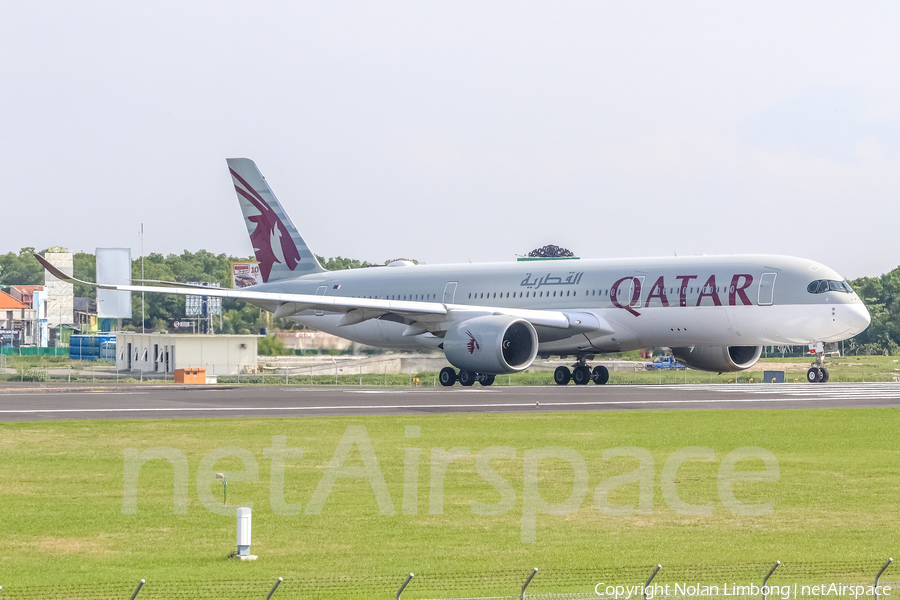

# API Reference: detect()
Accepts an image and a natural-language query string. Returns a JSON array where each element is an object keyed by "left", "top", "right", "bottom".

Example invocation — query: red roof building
[
  {"left": 0, "top": 290, "right": 37, "bottom": 346},
  {"left": 10, "top": 285, "right": 43, "bottom": 308}
]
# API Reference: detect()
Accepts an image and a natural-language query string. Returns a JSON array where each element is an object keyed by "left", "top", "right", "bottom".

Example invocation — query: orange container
[{"left": 174, "top": 368, "right": 206, "bottom": 384}]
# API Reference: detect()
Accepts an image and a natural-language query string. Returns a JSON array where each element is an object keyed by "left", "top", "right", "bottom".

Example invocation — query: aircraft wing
[{"left": 35, "top": 254, "right": 578, "bottom": 331}]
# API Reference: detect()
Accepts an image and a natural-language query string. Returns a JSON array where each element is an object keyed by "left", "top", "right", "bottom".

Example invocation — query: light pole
[{"left": 141, "top": 223, "right": 145, "bottom": 335}]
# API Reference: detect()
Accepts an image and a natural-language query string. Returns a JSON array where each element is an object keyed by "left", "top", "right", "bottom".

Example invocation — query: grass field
[{"left": 1, "top": 407, "right": 897, "bottom": 596}]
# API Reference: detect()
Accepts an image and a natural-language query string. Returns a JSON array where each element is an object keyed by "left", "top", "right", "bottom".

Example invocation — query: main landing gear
[
  {"left": 439, "top": 367, "right": 495, "bottom": 387},
  {"left": 554, "top": 356, "right": 609, "bottom": 386}
]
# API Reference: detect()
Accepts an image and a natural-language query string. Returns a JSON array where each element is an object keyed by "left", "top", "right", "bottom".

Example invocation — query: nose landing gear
[
  {"left": 806, "top": 342, "right": 836, "bottom": 383},
  {"left": 806, "top": 367, "right": 829, "bottom": 383}
]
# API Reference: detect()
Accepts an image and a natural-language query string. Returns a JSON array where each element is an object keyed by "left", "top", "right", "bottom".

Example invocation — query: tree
[
  {"left": 527, "top": 245, "right": 575, "bottom": 258},
  {"left": 316, "top": 255, "right": 378, "bottom": 270},
  {"left": 848, "top": 266, "right": 900, "bottom": 355},
  {"left": 0, "top": 248, "right": 45, "bottom": 286},
  {"left": 258, "top": 335, "right": 290, "bottom": 356}
]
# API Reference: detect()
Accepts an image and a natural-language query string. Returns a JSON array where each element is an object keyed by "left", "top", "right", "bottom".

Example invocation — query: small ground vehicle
[{"left": 645, "top": 355, "right": 686, "bottom": 370}]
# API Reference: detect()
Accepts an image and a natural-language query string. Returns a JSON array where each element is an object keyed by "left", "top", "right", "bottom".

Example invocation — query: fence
[
  {"left": 1, "top": 560, "right": 894, "bottom": 600},
  {"left": 0, "top": 347, "right": 68, "bottom": 356}
]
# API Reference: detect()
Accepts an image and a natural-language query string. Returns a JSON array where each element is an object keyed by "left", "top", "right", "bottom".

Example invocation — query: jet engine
[
  {"left": 443, "top": 315, "right": 538, "bottom": 374},
  {"left": 670, "top": 345, "right": 763, "bottom": 373}
]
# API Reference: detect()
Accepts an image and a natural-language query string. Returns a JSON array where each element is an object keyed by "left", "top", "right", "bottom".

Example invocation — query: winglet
[{"left": 34, "top": 253, "right": 81, "bottom": 285}]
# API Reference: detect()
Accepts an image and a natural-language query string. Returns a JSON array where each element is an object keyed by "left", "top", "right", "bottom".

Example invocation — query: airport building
[{"left": 115, "top": 332, "right": 259, "bottom": 376}]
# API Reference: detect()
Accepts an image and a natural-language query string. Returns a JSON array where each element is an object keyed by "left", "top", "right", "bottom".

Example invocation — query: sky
[{"left": 2, "top": 2, "right": 899, "bottom": 279}]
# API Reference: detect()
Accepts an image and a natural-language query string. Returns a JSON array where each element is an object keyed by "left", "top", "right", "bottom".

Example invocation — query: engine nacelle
[
  {"left": 443, "top": 315, "right": 538, "bottom": 374},
  {"left": 670, "top": 345, "right": 763, "bottom": 373}
]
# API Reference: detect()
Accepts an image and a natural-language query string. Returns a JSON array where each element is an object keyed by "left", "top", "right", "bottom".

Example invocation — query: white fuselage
[{"left": 250, "top": 254, "right": 870, "bottom": 355}]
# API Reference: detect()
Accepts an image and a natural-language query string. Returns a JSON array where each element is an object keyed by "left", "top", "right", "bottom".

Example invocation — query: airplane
[{"left": 36, "top": 158, "right": 871, "bottom": 386}]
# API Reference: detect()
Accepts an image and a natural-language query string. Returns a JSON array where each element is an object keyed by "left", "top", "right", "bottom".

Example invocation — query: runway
[{"left": 0, "top": 382, "right": 899, "bottom": 421}]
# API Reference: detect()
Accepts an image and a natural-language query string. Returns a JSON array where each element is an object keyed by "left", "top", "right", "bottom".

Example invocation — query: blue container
[{"left": 69, "top": 335, "right": 117, "bottom": 361}]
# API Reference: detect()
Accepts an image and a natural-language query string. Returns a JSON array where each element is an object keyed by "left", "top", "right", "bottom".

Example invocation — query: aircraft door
[
  {"left": 613, "top": 279, "right": 632, "bottom": 306},
  {"left": 630, "top": 276, "right": 645, "bottom": 308},
  {"left": 442, "top": 282, "right": 458, "bottom": 304},
  {"left": 315, "top": 285, "right": 327, "bottom": 316},
  {"left": 758, "top": 273, "right": 776, "bottom": 306}
]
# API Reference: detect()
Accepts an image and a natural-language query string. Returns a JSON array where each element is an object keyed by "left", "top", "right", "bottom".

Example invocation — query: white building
[
  {"left": 115, "top": 333, "right": 259, "bottom": 376},
  {"left": 44, "top": 252, "right": 74, "bottom": 328}
]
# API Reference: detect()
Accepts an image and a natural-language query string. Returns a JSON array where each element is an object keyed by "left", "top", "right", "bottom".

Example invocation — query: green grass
[{"left": 0, "top": 408, "right": 897, "bottom": 597}]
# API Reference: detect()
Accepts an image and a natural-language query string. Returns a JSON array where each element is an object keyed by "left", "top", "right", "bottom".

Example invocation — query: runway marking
[
  {"left": 350, "top": 388, "right": 500, "bottom": 394},
  {"left": 0, "top": 394, "right": 894, "bottom": 415},
  {"left": 0, "top": 392, "right": 149, "bottom": 397}
]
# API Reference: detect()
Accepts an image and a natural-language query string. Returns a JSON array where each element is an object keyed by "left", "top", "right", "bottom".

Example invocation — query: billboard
[
  {"left": 96, "top": 247, "right": 133, "bottom": 319},
  {"left": 0, "top": 329, "right": 18, "bottom": 346},
  {"left": 185, "top": 282, "right": 222, "bottom": 317},
  {"left": 232, "top": 262, "right": 262, "bottom": 288}
]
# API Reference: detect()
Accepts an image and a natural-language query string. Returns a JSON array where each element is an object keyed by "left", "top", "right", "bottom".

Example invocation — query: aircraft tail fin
[{"left": 227, "top": 158, "right": 325, "bottom": 282}]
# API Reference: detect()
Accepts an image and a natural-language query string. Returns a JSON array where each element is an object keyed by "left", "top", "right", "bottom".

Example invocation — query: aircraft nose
[{"left": 848, "top": 303, "right": 871, "bottom": 335}]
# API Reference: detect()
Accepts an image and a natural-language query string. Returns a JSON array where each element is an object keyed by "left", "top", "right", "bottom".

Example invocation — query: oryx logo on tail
[{"left": 230, "top": 168, "right": 302, "bottom": 282}]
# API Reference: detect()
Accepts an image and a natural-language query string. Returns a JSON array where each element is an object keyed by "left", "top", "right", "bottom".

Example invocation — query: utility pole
[{"left": 141, "top": 223, "right": 145, "bottom": 335}]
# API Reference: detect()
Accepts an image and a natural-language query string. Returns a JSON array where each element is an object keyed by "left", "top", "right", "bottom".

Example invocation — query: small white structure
[
  {"left": 43, "top": 252, "right": 74, "bottom": 327},
  {"left": 115, "top": 332, "right": 259, "bottom": 376},
  {"left": 236, "top": 507, "right": 255, "bottom": 559}
]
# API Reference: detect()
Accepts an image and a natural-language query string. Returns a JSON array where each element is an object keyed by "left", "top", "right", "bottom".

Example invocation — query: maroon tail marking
[{"left": 231, "top": 168, "right": 302, "bottom": 283}]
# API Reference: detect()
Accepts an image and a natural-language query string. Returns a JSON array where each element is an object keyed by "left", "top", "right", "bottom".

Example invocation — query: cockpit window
[
  {"left": 829, "top": 280, "right": 847, "bottom": 292},
  {"left": 808, "top": 279, "right": 853, "bottom": 294}
]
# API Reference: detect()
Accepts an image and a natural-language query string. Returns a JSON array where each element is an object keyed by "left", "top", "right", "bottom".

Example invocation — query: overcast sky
[{"left": 2, "top": 2, "right": 898, "bottom": 279}]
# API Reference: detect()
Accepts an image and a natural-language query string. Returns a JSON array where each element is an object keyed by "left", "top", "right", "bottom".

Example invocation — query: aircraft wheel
[
  {"left": 553, "top": 366, "right": 571, "bottom": 385},
  {"left": 819, "top": 367, "right": 829, "bottom": 383},
  {"left": 591, "top": 365, "right": 610, "bottom": 385},
  {"left": 480, "top": 374, "right": 495, "bottom": 386},
  {"left": 458, "top": 370, "right": 476, "bottom": 386},
  {"left": 439, "top": 367, "right": 457, "bottom": 387},
  {"left": 572, "top": 365, "right": 591, "bottom": 385},
  {"left": 806, "top": 367, "right": 822, "bottom": 383}
]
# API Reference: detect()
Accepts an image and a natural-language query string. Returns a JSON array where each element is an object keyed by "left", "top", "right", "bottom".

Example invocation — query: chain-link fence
[{"left": 1, "top": 560, "right": 894, "bottom": 600}]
